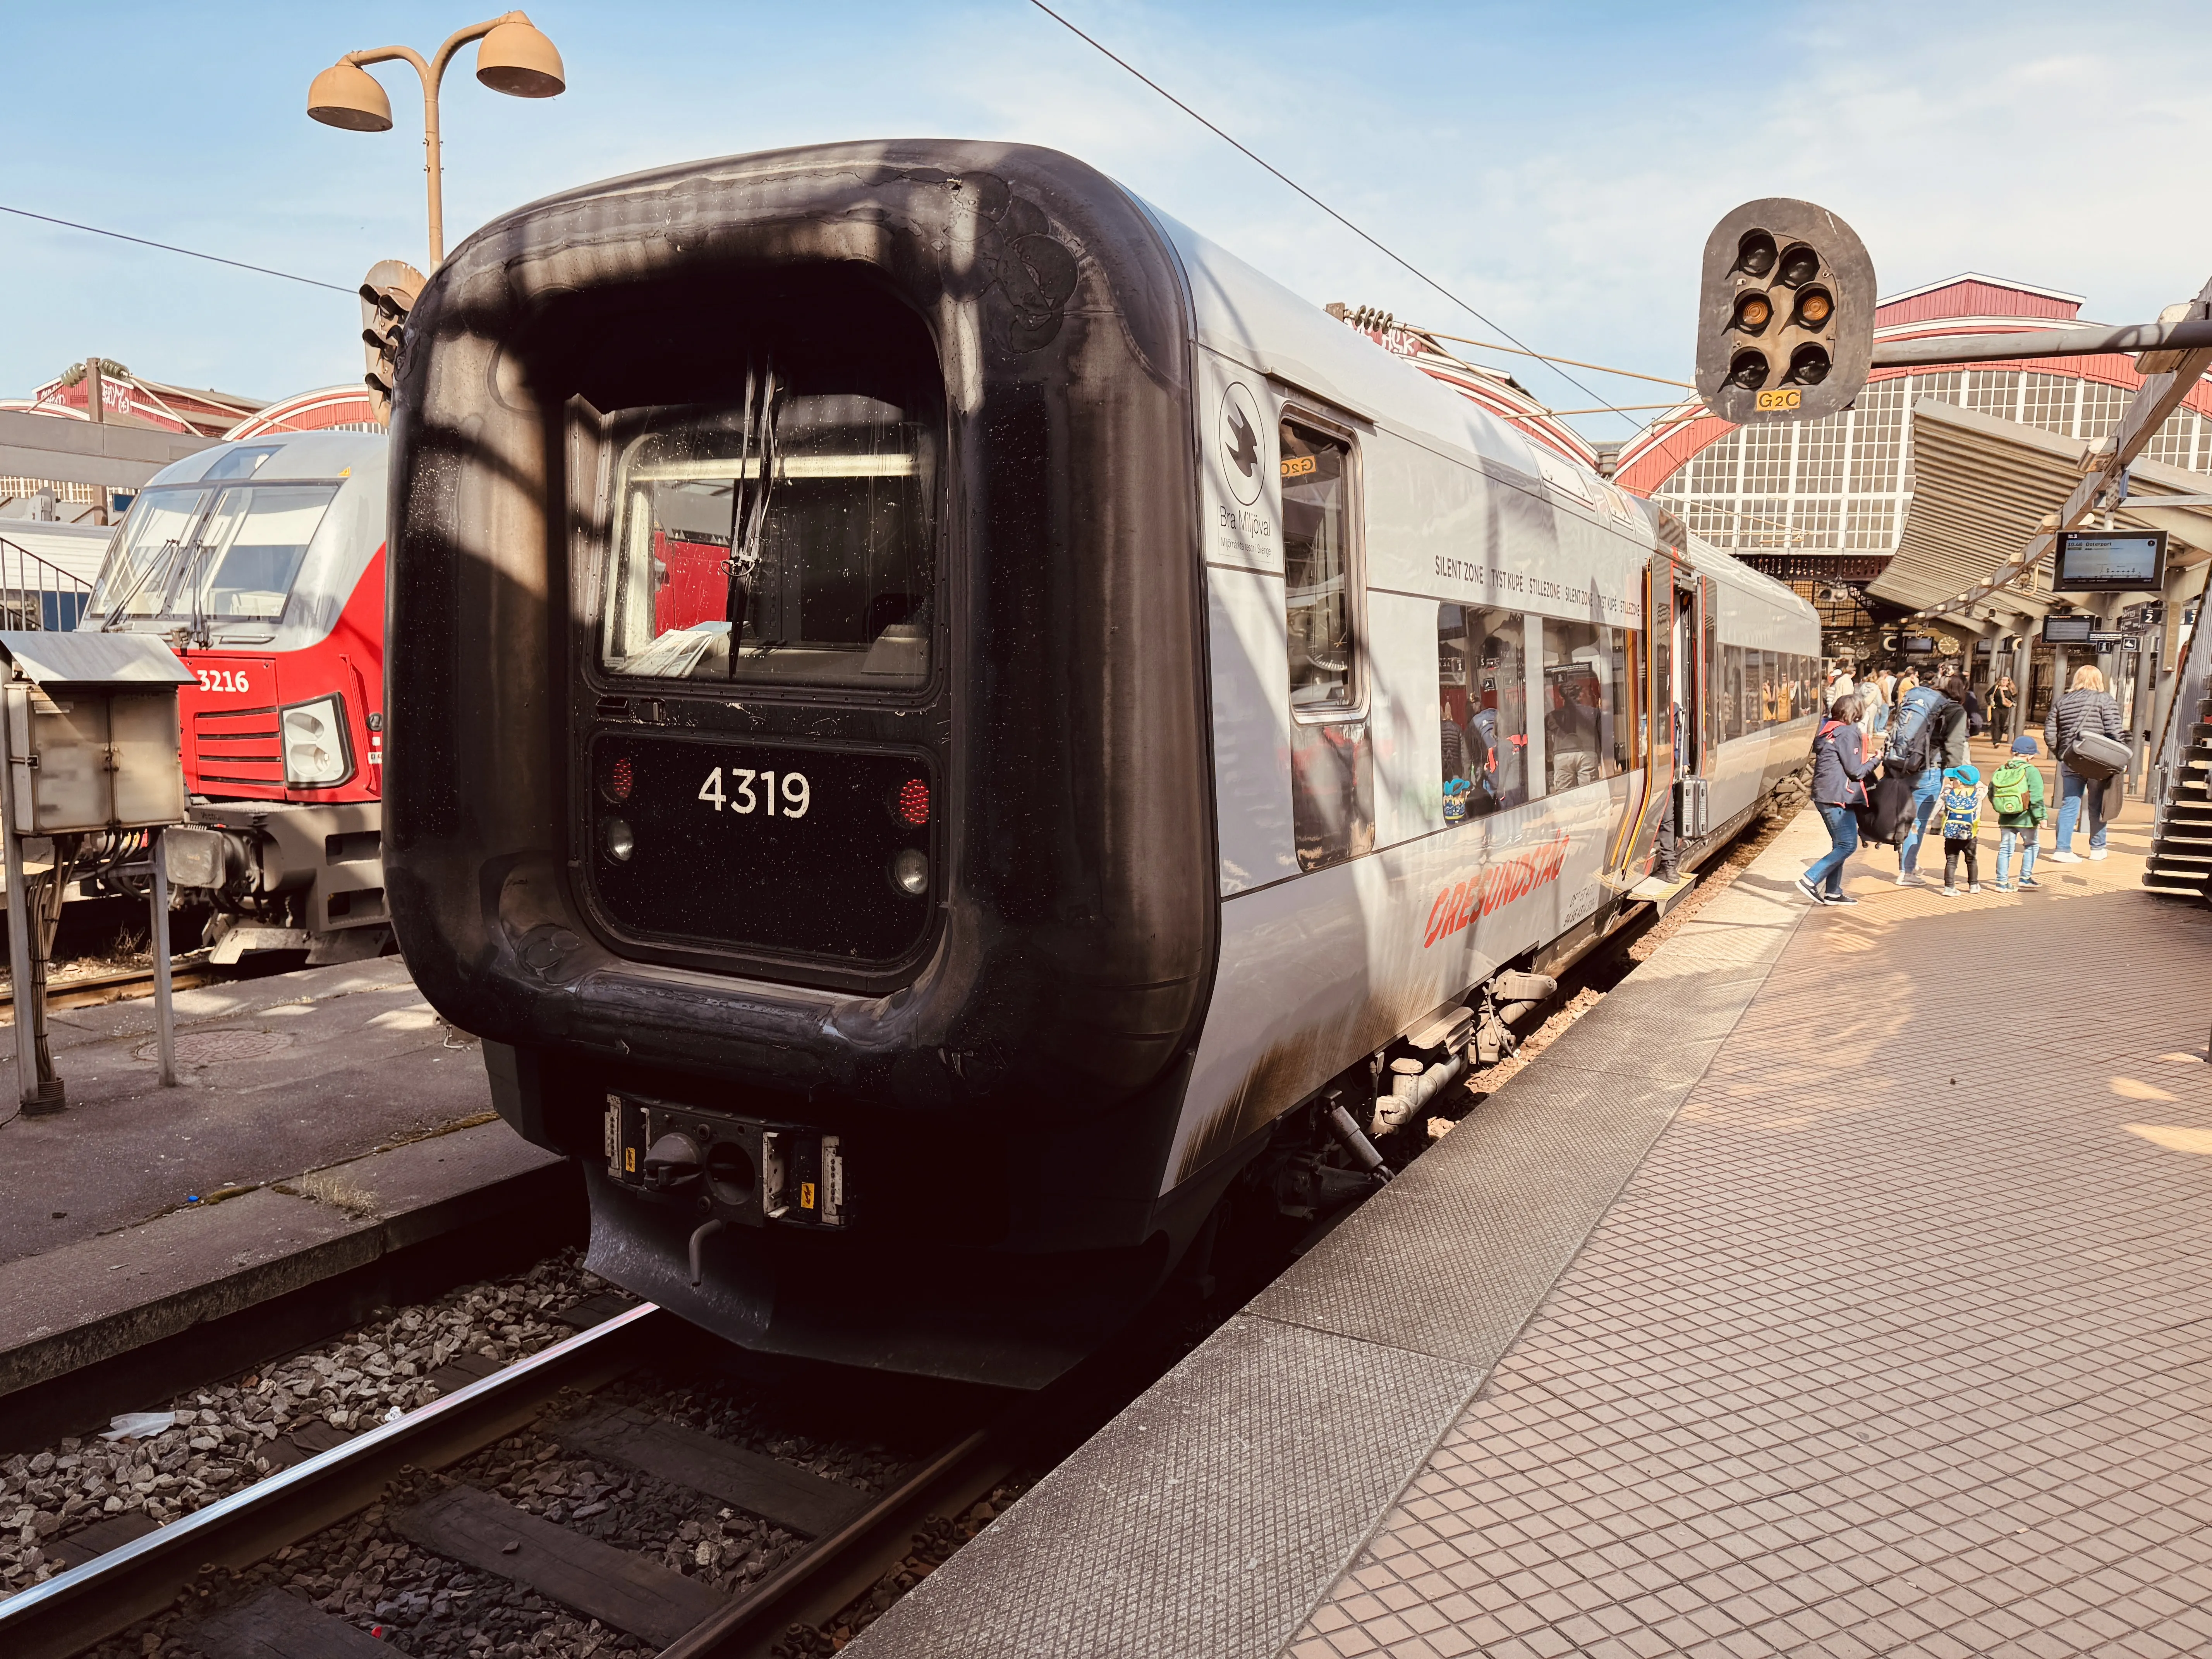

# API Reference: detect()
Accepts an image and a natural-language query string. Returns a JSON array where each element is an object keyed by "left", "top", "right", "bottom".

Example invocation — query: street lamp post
[{"left": 307, "top": 12, "right": 565, "bottom": 271}]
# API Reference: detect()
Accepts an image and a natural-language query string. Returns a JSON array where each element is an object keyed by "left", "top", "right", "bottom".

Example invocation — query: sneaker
[
  {"left": 1825, "top": 893, "right": 1860, "bottom": 906},
  {"left": 1968, "top": 883, "right": 1983, "bottom": 894},
  {"left": 2087, "top": 848, "right": 2109, "bottom": 861},
  {"left": 1794, "top": 875, "right": 1829, "bottom": 904},
  {"left": 2019, "top": 876, "right": 2041, "bottom": 889},
  {"left": 1895, "top": 870, "right": 1925, "bottom": 887},
  {"left": 2048, "top": 850, "right": 2082, "bottom": 864},
  {"left": 1941, "top": 885, "right": 1959, "bottom": 896},
  {"left": 1994, "top": 883, "right": 2016, "bottom": 893}
]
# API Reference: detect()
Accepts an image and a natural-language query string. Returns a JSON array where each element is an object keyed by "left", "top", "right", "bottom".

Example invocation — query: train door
[
  {"left": 1609, "top": 551, "right": 1677, "bottom": 876},
  {"left": 1675, "top": 574, "right": 1712, "bottom": 841}
]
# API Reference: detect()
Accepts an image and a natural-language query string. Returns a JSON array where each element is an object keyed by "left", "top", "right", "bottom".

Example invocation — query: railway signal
[
  {"left": 359, "top": 259, "right": 425, "bottom": 424},
  {"left": 1695, "top": 199, "right": 1874, "bottom": 425}
]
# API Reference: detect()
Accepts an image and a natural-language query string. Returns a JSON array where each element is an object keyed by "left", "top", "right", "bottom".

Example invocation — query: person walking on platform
[
  {"left": 1936, "top": 761, "right": 1984, "bottom": 895},
  {"left": 1800, "top": 692, "right": 1874, "bottom": 906},
  {"left": 1891, "top": 672, "right": 1968, "bottom": 886},
  {"left": 2045, "top": 665, "right": 2126, "bottom": 862},
  {"left": 1989, "top": 674, "right": 2019, "bottom": 744},
  {"left": 1989, "top": 734, "right": 2046, "bottom": 891}
]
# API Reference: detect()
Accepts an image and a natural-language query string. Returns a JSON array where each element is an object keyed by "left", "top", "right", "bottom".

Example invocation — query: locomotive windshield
[
  {"left": 599, "top": 388, "right": 937, "bottom": 689},
  {"left": 89, "top": 481, "right": 338, "bottom": 630}
]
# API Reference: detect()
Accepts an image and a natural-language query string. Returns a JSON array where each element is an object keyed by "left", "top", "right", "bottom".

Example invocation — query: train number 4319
[{"left": 698, "top": 766, "right": 811, "bottom": 818}]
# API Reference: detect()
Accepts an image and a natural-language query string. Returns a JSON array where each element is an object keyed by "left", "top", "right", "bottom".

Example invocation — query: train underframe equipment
[{"left": 384, "top": 141, "right": 1820, "bottom": 1388}]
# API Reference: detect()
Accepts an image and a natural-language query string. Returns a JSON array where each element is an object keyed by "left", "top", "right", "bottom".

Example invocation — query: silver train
[{"left": 384, "top": 141, "right": 1818, "bottom": 1387}]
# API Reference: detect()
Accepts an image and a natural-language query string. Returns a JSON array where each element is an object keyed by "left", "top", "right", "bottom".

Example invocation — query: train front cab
[
  {"left": 81, "top": 431, "right": 392, "bottom": 960},
  {"left": 386, "top": 143, "right": 1223, "bottom": 1388}
]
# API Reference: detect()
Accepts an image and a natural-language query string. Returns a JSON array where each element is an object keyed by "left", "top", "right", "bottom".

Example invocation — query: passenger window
[
  {"left": 1541, "top": 618, "right": 1630, "bottom": 788},
  {"left": 1439, "top": 605, "right": 1528, "bottom": 819},
  {"left": 1281, "top": 421, "right": 1358, "bottom": 715}
]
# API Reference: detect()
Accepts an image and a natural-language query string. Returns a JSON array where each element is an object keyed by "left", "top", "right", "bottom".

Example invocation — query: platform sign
[
  {"left": 1902, "top": 634, "right": 1936, "bottom": 653},
  {"left": 2052, "top": 529, "right": 2166, "bottom": 592},
  {"left": 2041, "top": 615, "right": 2094, "bottom": 643}
]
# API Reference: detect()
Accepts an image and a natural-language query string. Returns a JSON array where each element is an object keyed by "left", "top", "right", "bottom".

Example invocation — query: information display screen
[
  {"left": 1902, "top": 635, "right": 1936, "bottom": 653},
  {"left": 2053, "top": 530, "right": 2166, "bottom": 592},
  {"left": 2042, "top": 615, "right": 2094, "bottom": 643}
]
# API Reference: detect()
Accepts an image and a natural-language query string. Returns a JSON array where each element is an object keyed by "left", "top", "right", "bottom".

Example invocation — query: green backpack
[{"left": 1990, "top": 759, "right": 2033, "bottom": 815}]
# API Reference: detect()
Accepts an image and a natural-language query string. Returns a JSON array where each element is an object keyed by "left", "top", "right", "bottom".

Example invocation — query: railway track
[
  {"left": 0, "top": 951, "right": 227, "bottom": 1015},
  {"left": 0, "top": 1302, "right": 1016, "bottom": 1659}
]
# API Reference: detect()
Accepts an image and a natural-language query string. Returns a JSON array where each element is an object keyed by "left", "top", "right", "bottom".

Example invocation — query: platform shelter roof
[{"left": 1869, "top": 397, "right": 2212, "bottom": 617}]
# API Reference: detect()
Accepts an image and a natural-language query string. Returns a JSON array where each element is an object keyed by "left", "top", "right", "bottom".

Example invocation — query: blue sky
[{"left": 7, "top": 1, "right": 2212, "bottom": 437}]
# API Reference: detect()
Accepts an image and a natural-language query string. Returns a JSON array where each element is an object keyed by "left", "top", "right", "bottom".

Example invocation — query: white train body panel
[{"left": 1152, "top": 208, "right": 1818, "bottom": 1194}]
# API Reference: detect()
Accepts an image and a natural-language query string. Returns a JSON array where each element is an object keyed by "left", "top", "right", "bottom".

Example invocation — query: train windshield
[
  {"left": 599, "top": 389, "right": 936, "bottom": 689},
  {"left": 89, "top": 482, "right": 338, "bottom": 629}
]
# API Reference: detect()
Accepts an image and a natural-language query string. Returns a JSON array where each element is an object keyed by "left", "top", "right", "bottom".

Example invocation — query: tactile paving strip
[
  {"left": 857, "top": 1316, "right": 1481, "bottom": 1659},
  {"left": 1247, "top": 1067, "right": 1695, "bottom": 1367}
]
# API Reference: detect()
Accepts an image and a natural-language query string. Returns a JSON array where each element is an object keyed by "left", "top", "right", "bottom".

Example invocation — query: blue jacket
[{"left": 1811, "top": 717, "right": 1876, "bottom": 807}]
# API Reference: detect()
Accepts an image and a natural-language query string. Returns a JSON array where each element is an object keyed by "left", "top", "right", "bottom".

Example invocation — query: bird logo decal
[
  {"left": 1220, "top": 382, "right": 1265, "bottom": 507},
  {"left": 1225, "top": 402, "right": 1259, "bottom": 479}
]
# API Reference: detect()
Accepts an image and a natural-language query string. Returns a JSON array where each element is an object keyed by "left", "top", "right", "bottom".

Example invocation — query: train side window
[
  {"left": 1439, "top": 605, "right": 1528, "bottom": 819},
  {"left": 1540, "top": 618, "right": 1629, "bottom": 788},
  {"left": 1280, "top": 421, "right": 1359, "bottom": 716}
]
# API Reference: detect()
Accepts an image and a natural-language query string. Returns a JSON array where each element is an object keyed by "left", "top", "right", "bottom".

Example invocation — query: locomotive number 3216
[{"left": 698, "top": 766, "right": 811, "bottom": 819}]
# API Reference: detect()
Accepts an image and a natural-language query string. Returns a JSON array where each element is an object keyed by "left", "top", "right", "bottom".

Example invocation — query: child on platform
[
  {"left": 1937, "top": 762, "right": 1983, "bottom": 896},
  {"left": 1988, "top": 734, "right": 2047, "bottom": 892}
]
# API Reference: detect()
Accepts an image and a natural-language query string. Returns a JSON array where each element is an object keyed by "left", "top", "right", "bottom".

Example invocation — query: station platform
[
  {"left": 850, "top": 790, "right": 2212, "bottom": 1659},
  {"left": 0, "top": 959, "right": 576, "bottom": 1448}
]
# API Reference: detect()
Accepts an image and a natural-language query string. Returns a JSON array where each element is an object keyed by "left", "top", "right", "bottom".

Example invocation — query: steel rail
[
  {"left": 656, "top": 1426, "right": 1006, "bottom": 1659},
  {"left": 0, "top": 952, "right": 218, "bottom": 1011},
  {"left": 0, "top": 1302, "right": 670, "bottom": 1659}
]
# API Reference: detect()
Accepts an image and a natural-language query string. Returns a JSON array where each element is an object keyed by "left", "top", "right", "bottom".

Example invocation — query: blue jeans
[
  {"left": 1808, "top": 804, "right": 1859, "bottom": 896},
  {"left": 1996, "top": 827, "right": 2037, "bottom": 885},
  {"left": 1897, "top": 767, "right": 1943, "bottom": 873},
  {"left": 2054, "top": 767, "right": 2107, "bottom": 851}
]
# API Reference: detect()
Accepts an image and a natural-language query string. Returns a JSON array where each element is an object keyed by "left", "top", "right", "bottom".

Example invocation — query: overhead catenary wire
[
  {"left": 0, "top": 204, "right": 353, "bottom": 294},
  {"left": 1408, "top": 327, "right": 1696, "bottom": 390},
  {"left": 1022, "top": 0, "right": 1644, "bottom": 429}
]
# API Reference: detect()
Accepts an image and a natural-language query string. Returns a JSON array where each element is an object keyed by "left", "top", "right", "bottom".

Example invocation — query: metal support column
[
  {"left": 149, "top": 826, "right": 176, "bottom": 1087},
  {"left": 0, "top": 692, "right": 34, "bottom": 1113}
]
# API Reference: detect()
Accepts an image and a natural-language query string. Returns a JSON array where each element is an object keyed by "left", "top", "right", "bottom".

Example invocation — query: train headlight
[
  {"left": 280, "top": 696, "right": 351, "bottom": 787},
  {"left": 890, "top": 848, "right": 929, "bottom": 895},
  {"left": 605, "top": 817, "right": 636, "bottom": 862}
]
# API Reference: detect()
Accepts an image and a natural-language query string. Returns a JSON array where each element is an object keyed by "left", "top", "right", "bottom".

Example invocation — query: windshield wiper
[
  {"left": 100, "top": 537, "right": 182, "bottom": 630},
  {"left": 723, "top": 359, "right": 781, "bottom": 678}
]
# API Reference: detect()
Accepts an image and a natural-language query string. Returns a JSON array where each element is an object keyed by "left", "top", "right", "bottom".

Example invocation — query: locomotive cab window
[
  {"left": 89, "top": 481, "right": 337, "bottom": 627},
  {"left": 601, "top": 376, "right": 939, "bottom": 691},
  {"left": 1280, "top": 420, "right": 1360, "bottom": 716}
]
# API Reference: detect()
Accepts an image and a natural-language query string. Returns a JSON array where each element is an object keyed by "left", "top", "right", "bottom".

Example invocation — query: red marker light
[
  {"left": 897, "top": 779, "right": 930, "bottom": 826},
  {"left": 607, "top": 756, "right": 634, "bottom": 802}
]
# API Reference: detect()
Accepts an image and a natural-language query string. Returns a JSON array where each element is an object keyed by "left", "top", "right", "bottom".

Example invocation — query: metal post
[
  {"left": 149, "top": 826, "right": 176, "bottom": 1087},
  {"left": 84, "top": 356, "right": 103, "bottom": 426},
  {"left": 0, "top": 689, "right": 39, "bottom": 1111}
]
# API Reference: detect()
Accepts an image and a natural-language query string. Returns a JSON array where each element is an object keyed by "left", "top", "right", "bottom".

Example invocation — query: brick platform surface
[{"left": 1291, "top": 786, "right": 2212, "bottom": 1659}]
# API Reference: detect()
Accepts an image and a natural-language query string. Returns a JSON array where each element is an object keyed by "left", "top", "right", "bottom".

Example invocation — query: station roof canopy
[{"left": 1870, "top": 398, "right": 2212, "bottom": 621}]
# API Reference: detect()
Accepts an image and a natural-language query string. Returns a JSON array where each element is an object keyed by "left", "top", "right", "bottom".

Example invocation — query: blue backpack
[{"left": 1885, "top": 688, "right": 1941, "bottom": 774}]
